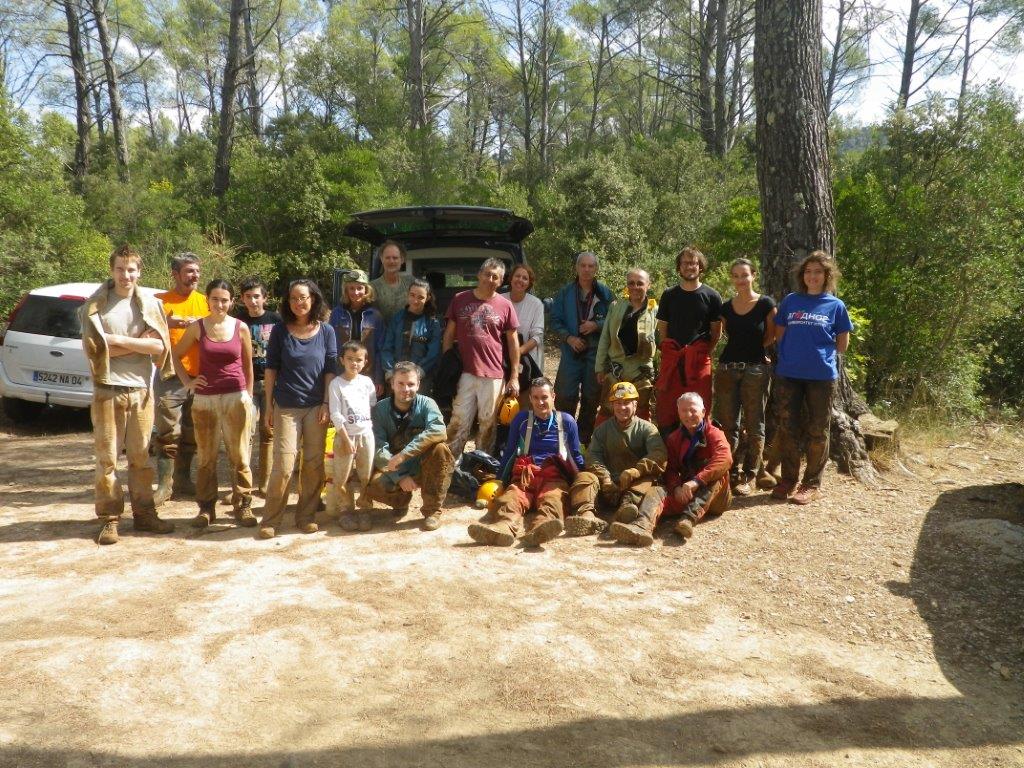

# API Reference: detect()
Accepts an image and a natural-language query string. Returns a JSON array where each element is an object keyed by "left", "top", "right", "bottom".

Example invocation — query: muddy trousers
[
  {"left": 447, "top": 373, "right": 503, "bottom": 458},
  {"left": 329, "top": 431, "right": 375, "bottom": 514},
  {"left": 713, "top": 364, "right": 770, "bottom": 481},
  {"left": 774, "top": 375, "right": 836, "bottom": 488},
  {"left": 491, "top": 468, "right": 569, "bottom": 537},
  {"left": 364, "top": 442, "right": 455, "bottom": 517},
  {"left": 193, "top": 391, "right": 254, "bottom": 510},
  {"left": 91, "top": 383, "right": 156, "bottom": 518},
  {"left": 260, "top": 406, "right": 326, "bottom": 530},
  {"left": 152, "top": 376, "right": 196, "bottom": 460},
  {"left": 568, "top": 471, "right": 653, "bottom": 516},
  {"left": 250, "top": 379, "right": 273, "bottom": 492}
]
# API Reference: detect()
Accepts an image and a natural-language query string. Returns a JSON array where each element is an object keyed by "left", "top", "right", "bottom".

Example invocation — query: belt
[
  {"left": 718, "top": 362, "right": 767, "bottom": 371},
  {"left": 95, "top": 382, "right": 148, "bottom": 394}
]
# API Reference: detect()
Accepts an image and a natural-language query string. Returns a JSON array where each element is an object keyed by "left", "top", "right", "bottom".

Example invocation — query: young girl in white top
[{"left": 328, "top": 340, "right": 377, "bottom": 531}]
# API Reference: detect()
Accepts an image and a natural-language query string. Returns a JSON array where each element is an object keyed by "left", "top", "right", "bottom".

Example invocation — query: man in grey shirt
[{"left": 81, "top": 245, "right": 175, "bottom": 544}]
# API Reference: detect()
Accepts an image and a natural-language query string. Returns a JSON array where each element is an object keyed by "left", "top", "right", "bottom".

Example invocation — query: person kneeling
[
  {"left": 468, "top": 377, "right": 585, "bottom": 547},
  {"left": 363, "top": 361, "right": 454, "bottom": 531},
  {"left": 566, "top": 381, "right": 666, "bottom": 537},
  {"left": 610, "top": 392, "right": 732, "bottom": 546}
]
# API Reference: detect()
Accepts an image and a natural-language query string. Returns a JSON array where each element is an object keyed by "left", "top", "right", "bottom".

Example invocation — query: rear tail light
[{"left": 0, "top": 294, "right": 28, "bottom": 346}]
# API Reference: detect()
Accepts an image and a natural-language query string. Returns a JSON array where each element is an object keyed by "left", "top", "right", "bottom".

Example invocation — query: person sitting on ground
[
  {"left": 328, "top": 341, "right": 377, "bottom": 532},
  {"left": 468, "top": 377, "right": 585, "bottom": 548},
  {"left": 380, "top": 279, "right": 442, "bottom": 395},
  {"left": 595, "top": 268, "right": 658, "bottom": 422},
  {"left": 566, "top": 381, "right": 667, "bottom": 537},
  {"left": 364, "top": 361, "right": 455, "bottom": 531},
  {"left": 610, "top": 392, "right": 731, "bottom": 547}
]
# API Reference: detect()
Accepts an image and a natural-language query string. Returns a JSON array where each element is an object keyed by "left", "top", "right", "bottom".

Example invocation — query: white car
[{"left": 0, "top": 282, "right": 161, "bottom": 423}]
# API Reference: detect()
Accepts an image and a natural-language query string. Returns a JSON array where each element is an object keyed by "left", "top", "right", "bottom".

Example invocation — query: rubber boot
[
  {"left": 153, "top": 455, "right": 174, "bottom": 507},
  {"left": 609, "top": 491, "right": 660, "bottom": 547},
  {"left": 171, "top": 449, "right": 196, "bottom": 500}
]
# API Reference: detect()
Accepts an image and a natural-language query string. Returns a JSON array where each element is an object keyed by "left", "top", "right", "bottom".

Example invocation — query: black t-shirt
[
  {"left": 618, "top": 305, "right": 643, "bottom": 355},
  {"left": 656, "top": 284, "right": 723, "bottom": 345},
  {"left": 232, "top": 308, "right": 283, "bottom": 379},
  {"left": 719, "top": 295, "right": 776, "bottom": 364}
]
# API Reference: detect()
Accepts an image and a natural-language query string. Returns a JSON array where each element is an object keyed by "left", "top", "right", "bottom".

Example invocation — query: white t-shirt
[
  {"left": 329, "top": 373, "right": 377, "bottom": 436},
  {"left": 511, "top": 292, "right": 545, "bottom": 373}
]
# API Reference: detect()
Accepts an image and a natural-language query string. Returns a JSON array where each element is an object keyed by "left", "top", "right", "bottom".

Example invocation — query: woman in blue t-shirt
[
  {"left": 771, "top": 251, "right": 853, "bottom": 506},
  {"left": 260, "top": 279, "right": 339, "bottom": 539},
  {"left": 713, "top": 258, "right": 776, "bottom": 497}
]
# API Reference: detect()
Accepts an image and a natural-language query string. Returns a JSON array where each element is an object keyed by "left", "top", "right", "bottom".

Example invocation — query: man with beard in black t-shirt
[{"left": 654, "top": 246, "right": 722, "bottom": 434}]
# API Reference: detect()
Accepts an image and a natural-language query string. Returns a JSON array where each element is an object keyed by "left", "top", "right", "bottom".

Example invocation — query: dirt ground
[{"left": 1, "top": 404, "right": 1022, "bottom": 768}]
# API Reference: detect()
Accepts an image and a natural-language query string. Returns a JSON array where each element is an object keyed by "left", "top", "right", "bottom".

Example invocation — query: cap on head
[
  {"left": 344, "top": 269, "right": 370, "bottom": 285},
  {"left": 608, "top": 381, "right": 639, "bottom": 403}
]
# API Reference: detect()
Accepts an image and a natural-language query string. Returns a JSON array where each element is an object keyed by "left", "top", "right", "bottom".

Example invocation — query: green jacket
[
  {"left": 585, "top": 415, "right": 666, "bottom": 485},
  {"left": 595, "top": 298, "right": 658, "bottom": 382},
  {"left": 372, "top": 394, "right": 447, "bottom": 482},
  {"left": 81, "top": 281, "right": 174, "bottom": 383}
]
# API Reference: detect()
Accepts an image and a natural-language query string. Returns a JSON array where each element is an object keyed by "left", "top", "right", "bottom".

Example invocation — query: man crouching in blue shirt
[
  {"left": 468, "top": 376, "right": 585, "bottom": 547},
  {"left": 364, "top": 361, "right": 455, "bottom": 531}
]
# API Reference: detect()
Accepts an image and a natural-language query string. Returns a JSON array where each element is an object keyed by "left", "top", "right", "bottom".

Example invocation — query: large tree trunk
[
  {"left": 405, "top": 0, "right": 428, "bottom": 131},
  {"left": 212, "top": 0, "right": 244, "bottom": 198},
  {"left": 89, "top": 0, "right": 129, "bottom": 180},
  {"left": 897, "top": 0, "right": 922, "bottom": 109},
  {"left": 62, "top": 0, "right": 91, "bottom": 183},
  {"left": 754, "top": 0, "right": 876, "bottom": 483},
  {"left": 242, "top": 0, "right": 262, "bottom": 136}
]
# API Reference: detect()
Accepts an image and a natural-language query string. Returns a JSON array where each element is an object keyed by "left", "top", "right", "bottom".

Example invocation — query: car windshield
[{"left": 9, "top": 296, "right": 85, "bottom": 339}]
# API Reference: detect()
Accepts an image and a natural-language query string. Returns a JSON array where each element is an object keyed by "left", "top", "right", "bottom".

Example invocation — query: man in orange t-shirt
[{"left": 153, "top": 253, "right": 209, "bottom": 505}]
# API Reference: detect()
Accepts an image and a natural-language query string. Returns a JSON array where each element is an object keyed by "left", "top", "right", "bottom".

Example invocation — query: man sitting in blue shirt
[{"left": 468, "top": 376, "right": 585, "bottom": 547}]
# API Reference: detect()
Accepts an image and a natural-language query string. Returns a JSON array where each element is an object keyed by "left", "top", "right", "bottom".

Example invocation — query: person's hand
[
  {"left": 599, "top": 480, "right": 618, "bottom": 502},
  {"left": 506, "top": 378, "right": 520, "bottom": 396},
  {"left": 318, "top": 403, "right": 330, "bottom": 425},
  {"left": 579, "top": 320, "right": 598, "bottom": 336},
  {"left": 398, "top": 476, "right": 418, "bottom": 493},
  {"left": 264, "top": 406, "right": 274, "bottom": 432},
  {"left": 567, "top": 335, "right": 586, "bottom": 353},
  {"left": 675, "top": 481, "right": 696, "bottom": 506},
  {"left": 386, "top": 453, "right": 406, "bottom": 473},
  {"left": 337, "top": 432, "right": 355, "bottom": 456},
  {"left": 185, "top": 375, "right": 208, "bottom": 393},
  {"left": 376, "top": 383, "right": 384, "bottom": 397},
  {"left": 619, "top": 468, "right": 641, "bottom": 490},
  {"left": 596, "top": 372, "right": 606, "bottom": 384}
]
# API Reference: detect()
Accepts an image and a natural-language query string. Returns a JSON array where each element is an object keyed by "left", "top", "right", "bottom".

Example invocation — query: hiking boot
[
  {"left": 609, "top": 521, "right": 654, "bottom": 547},
  {"left": 258, "top": 526, "right": 275, "bottom": 540},
  {"left": 564, "top": 510, "right": 607, "bottom": 537},
  {"left": 357, "top": 512, "right": 373, "bottom": 532},
  {"left": 756, "top": 469, "right": 779, "bottom": 490},
  {"left": 392, "top": 506, "right": 409, "bottom": 520},
  {"left": 674, "top": 518, "right": 694, "bottom": 540},
  {"left": 97, "top": 516, "right": 119, "bottom": 545},
  {"left": 467, "top": 521, "right": 516, "bottom": 547},
  {"left": 790, "top": 484, "right": 820, "bottom": 505},
  {"left": 422, "top": 513, "right": 442, "bottom": 531},
  {"left": 153, "top": 456, "right": 174, "bottom": 506},
  {"left": 339, "top": 514, "right": 358, "bottom": 532},
  {"left": 298, "top": 521, "right": 319, "bottom": 534},
  {"left": 191, "top": 502, "right": 216, "bottom": 528},
  {"left": 171, "top": 450, "right": 196, "bottom": 500},
  {"left": 770, "top": 481, "right": 794, "bottom": 501},
  {"left": 132, "top": 511, "right": 175, "bottom": 534},
  {"left": 733, "top": 478, "right": 753, "bottom": 497},
  {"left": 521, "top": 518, "right": 563, "bottom": 547},
  {"left": 233, "top": 499, "right": 257, "bottom": 527},
  {"left": 614, "top": 502, "right": 640, "bottom": 523}
]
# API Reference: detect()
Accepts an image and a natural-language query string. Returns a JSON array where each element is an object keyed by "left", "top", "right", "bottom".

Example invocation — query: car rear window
[{"left": 9, "top": 295, "right": 85, "bottom": 339}]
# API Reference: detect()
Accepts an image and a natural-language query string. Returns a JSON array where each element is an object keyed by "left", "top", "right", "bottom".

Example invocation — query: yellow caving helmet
[
  {"left": 608, "top": 381, "right": 639, "bottom": 403},
  {"left": 498, "top": 394, "right": 520, "bottom": 426},
  {"left": 476, "top": 480, "right": 504, "bottom": 509}
]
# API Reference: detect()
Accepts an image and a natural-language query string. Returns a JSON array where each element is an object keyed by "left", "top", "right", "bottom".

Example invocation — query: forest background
[{"left": 0, "top": 0, "right": 1022, "bottom": 420}]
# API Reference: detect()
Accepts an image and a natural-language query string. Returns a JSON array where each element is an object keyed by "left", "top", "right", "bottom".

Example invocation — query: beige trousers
[
  {"left": 192, "top": 390, "right": 254, "bottom": 509},
  {"left": 91, "top": 384, "right": 156, "bottom": 518},
  {"left": 261, "top": 406, "right": 327, "bottom": 529}
]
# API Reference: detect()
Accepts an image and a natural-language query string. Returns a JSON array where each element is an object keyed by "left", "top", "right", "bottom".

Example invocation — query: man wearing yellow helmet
[
  {"left": 595, "top": 268, "right": 658, "bottom": 422},
  {"left": 566, "top": 380, "right": 667, "bottom": 536}
]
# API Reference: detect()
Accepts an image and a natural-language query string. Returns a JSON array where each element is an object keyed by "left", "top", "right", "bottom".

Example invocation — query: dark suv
[{"left": 335, "top": 206, "right": 534, "bottom": 312}]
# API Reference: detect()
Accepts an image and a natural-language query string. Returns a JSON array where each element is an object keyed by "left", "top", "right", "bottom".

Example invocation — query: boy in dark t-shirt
[
  {"left": 233, "top": 277, "right": 283, "bottom": 495},
  {"left": 654, "top": 246, "right": 722, "bottom": 432}
]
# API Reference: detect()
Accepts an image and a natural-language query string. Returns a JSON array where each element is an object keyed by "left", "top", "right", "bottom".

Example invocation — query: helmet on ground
[
  {"left": 608, "top": 381, "right": 639, "bottom": 403},
  {"left": 476, "top": 480, "right": 504, "bottom": 509},
  {"left": 498, "top": 395, "right": 520, "bottom": 425}
]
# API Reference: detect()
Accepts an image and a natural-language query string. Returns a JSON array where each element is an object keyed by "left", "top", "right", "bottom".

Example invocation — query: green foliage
[
  {"left": 836, "top": 89, "right": 1024, "bottom": 416},
  {"left": 0, "top": 105, "right": 110, "bottom": 317}
]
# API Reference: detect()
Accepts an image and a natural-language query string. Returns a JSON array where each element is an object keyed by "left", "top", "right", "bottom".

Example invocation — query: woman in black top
[{"left": 713, "top": 258, "right": 776, "bottom": 496}]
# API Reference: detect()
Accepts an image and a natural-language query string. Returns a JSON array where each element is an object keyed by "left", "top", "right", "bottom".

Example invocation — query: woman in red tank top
[{"left": 172, "top": 279, "right": 256, "bottom": 528}]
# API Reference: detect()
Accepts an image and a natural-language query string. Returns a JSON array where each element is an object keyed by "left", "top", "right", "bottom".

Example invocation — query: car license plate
[{"left": 33, "top": 371, "right": 86, "bottom": 386}]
